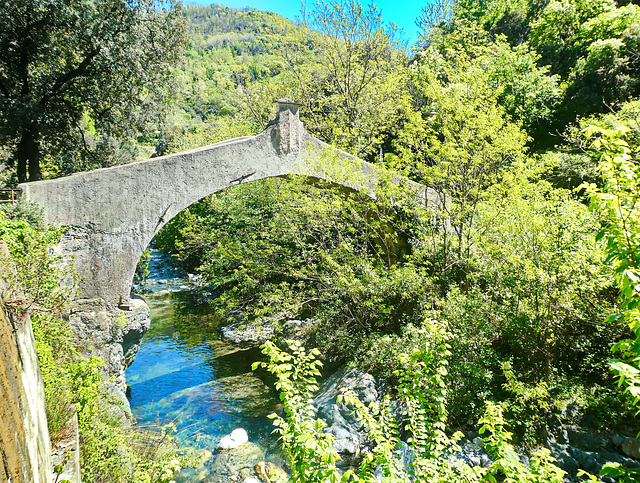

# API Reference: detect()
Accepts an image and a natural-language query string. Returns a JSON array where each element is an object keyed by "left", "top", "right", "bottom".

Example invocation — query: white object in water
[{"left": 217, "top": 428, "right": 249, "bottom": 450}]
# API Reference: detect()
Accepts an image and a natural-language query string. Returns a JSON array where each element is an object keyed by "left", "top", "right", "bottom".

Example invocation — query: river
[{"left": 125, "top": 249, "right": 283, "bottom": 481}]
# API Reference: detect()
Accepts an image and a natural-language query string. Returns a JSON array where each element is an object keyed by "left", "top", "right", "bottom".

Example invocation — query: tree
[
  {"left": 563, "top": 5, "right": 640, "bottom": 119},
  {"left": 391, "top": 33, "right": 528, "bottom": 280},
  {"left": 472, "top": 160, "right": 615, "bottom": 382},
  {"left": 529, "top": 0, "right": 640, "bottom": 123},
  {"left": 155, "top": 172, "right": 432, "bottom": 368},
  {"left": 0, "top": 0, "right": 187, "bottom": 183},
  {"left": 281, "top": 0, "right": 411, "bottom": 160},
  {"left": 454, "top": 0, "right": 534, "bottom": 45},
  {"left": 529, "top": 0, "right": 613, "bottom": 77}
]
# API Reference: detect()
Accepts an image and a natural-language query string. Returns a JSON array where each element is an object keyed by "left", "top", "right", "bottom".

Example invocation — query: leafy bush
[
  {"left": 0, "top": 199, "right": 46, "bottom": 230},
  {"left": 254, "top": 326, "right": 566, "bottom": 483},
  {"left": 0, "top": 209, "right": 73, "bottom": 312},
  {"left": 32, "top": 312, "right": 77, "bottom": 441}
]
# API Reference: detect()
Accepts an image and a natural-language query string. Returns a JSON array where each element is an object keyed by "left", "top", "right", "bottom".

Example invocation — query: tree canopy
[{"left": 0, "top": 0, "right": 186, "bottom": 182}]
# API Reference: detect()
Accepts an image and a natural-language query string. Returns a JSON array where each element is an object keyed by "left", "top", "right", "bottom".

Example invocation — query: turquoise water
[{"left": 126, "top": 250, "right": 282, "bottom": 480}]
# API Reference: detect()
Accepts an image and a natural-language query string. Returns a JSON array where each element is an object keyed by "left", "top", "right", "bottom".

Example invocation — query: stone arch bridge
[{"left": 19, "top": 100, "right": 438, "bottom": 307}]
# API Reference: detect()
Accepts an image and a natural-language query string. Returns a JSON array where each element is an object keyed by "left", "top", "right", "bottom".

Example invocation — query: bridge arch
[{"left": 19, "top": 100, "right": 436, "bottom": 307}]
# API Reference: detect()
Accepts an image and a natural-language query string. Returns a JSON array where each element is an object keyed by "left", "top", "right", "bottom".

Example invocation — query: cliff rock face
[
  {"left": 0, "top": 298, "right": 51, "bottom": 483},
  {"left": 67, "top": 297, "right": 150, "bottom": 397}
]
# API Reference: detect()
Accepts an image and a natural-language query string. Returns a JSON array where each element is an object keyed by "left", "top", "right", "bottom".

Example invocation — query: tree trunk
[{"left": 16, "top": 128, "right": 41, "bottom": 183}]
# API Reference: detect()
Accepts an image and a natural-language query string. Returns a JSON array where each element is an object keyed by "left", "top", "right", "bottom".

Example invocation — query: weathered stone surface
[
  {"left": 210, "top": 442, "right": 266, "bottom": 482},
  {"left": 623, "top": 437, "right": 640, "bottom": 460},
  {"left": 20, "top": 101, "right": 436, "bottom": 308},
  {"left": 313, "top": 366, "right": 388, "bottom": 457},
  {"left": 0, "top": 296, "right": 51, "bottom": 483},
  {"left": 198, "top": 449, "right": 213, "bottom": 465},
  {"left": 220, "top": 321, "right": 275, "bottom": 345},
  {"left": 220, "top": 318, "right": 315, "bottom": 345},
  {"left": 612, "top": 434, "right": 628, "bottom": 447},
  {"left": 566, "top": 426, "right": 610, "bottom": 452},
  {"left": 51, "top": 412, "right": 81, "bottom": 483},
  {"left": 0, "top": 240, "right": 52, "bottom": 483},
  {"left": 549, "top": 439, "right": 640, "bottom": 478}
]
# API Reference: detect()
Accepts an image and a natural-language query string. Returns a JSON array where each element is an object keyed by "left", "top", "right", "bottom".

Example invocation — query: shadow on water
[{"left": 126, "top": 251, "right": 283, "bottom": 481}]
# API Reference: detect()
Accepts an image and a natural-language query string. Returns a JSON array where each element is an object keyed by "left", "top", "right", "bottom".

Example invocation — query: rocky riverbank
[
  {"left": 181, "top": 428, "right": 288, "bottom": 483},
  {"left": 66, "top": 296, "right": 150, "bottom": 409},
  {"left": 219, "top": 317, "right": 316, "bottom": 346}
]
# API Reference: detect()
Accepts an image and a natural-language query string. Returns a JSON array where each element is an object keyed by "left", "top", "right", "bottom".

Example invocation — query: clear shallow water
[{"left": 126, "top": 250, "right": 282, "bottom": 481}]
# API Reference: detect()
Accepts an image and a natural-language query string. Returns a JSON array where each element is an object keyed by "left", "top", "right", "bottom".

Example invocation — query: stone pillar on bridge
[{"left": 272, "top": 98, "right": 303, "bottom": 155}]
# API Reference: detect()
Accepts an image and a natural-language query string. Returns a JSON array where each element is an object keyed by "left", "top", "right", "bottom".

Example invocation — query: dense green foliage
[
  {"left": 156, "top": 173, "right": 431, "bottom": 368},
  {"left": 0, "top": 0, "right": 187, "bottom": 182},
  {"left": 147, "top": 0, "right": 640, "bottom": 459},
  {"left": 254, "top": 336, "right": 566, "bottom": 482},
  {"left": 578, "top": 123, "right": 640, "bottom": 483},
  {"left": 584, "top": 126, "right": 640, "bottom": 401}
]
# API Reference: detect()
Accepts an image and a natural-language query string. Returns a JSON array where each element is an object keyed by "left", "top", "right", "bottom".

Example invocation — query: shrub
[{"left": 255, "top": 324, "right": 566, "bottom": 483}]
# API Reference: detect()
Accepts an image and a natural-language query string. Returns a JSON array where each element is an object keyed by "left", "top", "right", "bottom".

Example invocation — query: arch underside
[{"left": 19, "top": 106, "right": 437, "bottom": 307}]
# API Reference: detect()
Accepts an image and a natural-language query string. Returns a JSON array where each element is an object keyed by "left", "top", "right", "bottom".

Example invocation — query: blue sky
[{"left": 184, "top": 0, "right": 426, "bottom": 45}]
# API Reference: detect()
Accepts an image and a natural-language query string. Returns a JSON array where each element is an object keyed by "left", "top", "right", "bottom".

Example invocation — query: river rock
[
  {"left": 257, "top": 461, "right": 288, "bottom": 483},
  {"left": 244, "top": 478, "right": 261, "bottom": 483},
  {"left": 255, "top": 461, "right": 288, "bottom": 482},
  {"left": 313, "top": 366, "right": 388, "bottom": 457},
  {"left": 199, "top": 449, "right": 213, "bottom": 465},
  {"left": 549, "top": 440, "right": 640, "bottom": 478},
  {"left": 220, "top": 320, "right": 274, "bottom": 344},
  {"left": 220, "top": 318, "right": 315, "bottom": 345},
  {"left": 566, "top": 426, "right": 609, "bottom": 451},
  {"left": 187, "top": 273, "right": 203, "bottom": 283},
  {"left": 210, "top": 442, "right": 265, "bottom": 482},
  {"left": 622, "top": 437, "right": 640, "bottom": 459},
  {"left": 612, "top": 434, "right": 627, "bottom": 448},
  {"left": 218, "top": 428, "right": 249, "bottom": 450}
]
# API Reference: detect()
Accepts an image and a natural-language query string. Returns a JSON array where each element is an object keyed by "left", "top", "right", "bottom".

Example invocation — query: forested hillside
[{"left": 1, "top": 0, "right": 640, "bottom": 480}]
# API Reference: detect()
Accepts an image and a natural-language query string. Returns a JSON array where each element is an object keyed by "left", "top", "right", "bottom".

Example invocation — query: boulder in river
[
  {"left": 313, "top": 366, "right": 388, "bottom": 458},
  {"left": 623, "top": 437, "right": 640, "bottom": 460},
  {"left": 220, "top": 318, "right": 316, "bottom": 345},
  {"left": 255, "top": 460, "right": 288, "bottom": 482},
  {"left": 217, "top": 428, "right": 249, "bottom": 450},
  {"left": 210, "top": 441, "right": 266, "bottom": 482}
]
